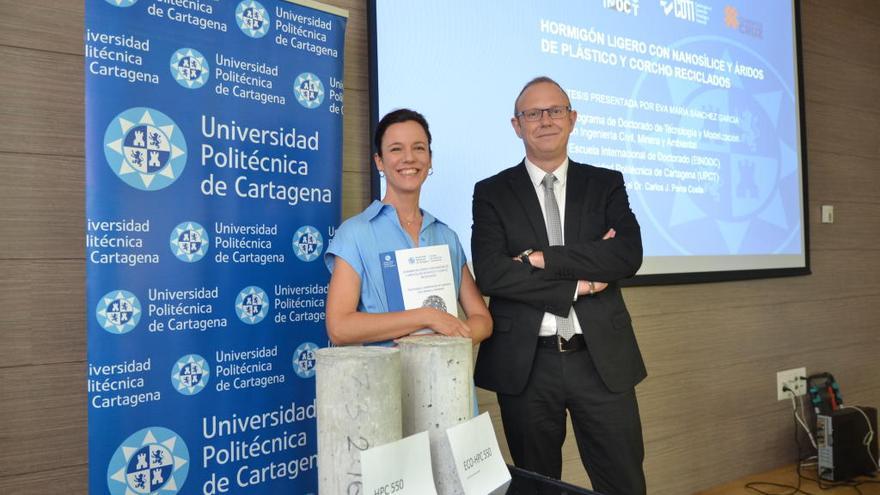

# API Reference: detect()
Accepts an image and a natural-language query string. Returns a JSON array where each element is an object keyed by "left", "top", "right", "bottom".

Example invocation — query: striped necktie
[{"left": 542, "top": 173, "right": 575, "bottom": 341}]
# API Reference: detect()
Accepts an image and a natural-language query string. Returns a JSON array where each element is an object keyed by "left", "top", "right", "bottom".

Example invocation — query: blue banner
[{"left": 85, "top": 1, "right": 346, "bottom": 493}]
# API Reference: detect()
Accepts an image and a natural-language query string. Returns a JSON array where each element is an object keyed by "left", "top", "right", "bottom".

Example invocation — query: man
[{"left": 472, "top": 76, "right": 647, "bottom": 494}]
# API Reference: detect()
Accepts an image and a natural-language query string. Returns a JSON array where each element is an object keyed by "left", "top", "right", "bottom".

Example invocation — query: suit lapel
[
  {"left": 508, "top": 162, "right": 550, "bottom": 247},
  {"left": 564, "top": 161, "right": 588, "bottom": 243}
]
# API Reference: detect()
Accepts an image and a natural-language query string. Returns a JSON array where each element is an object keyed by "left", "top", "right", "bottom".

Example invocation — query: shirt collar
[
  {"left": 365, "top": 200, "right": 439, "bottom": 230},
  {"left": 524, "top": 157, "right": 569, "bottom": 189},
  {"left": 363, "top": 200, "right": 386, "bottom": 221}
]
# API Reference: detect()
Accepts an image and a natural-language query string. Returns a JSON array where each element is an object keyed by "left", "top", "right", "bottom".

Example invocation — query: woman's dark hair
[{"left": 373, "top": 108, "right": 432, "bottom": 157}]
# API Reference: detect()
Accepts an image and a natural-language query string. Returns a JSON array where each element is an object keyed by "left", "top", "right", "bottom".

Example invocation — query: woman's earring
[
  {"left": 378, "top": 171, "right": 385, "bottom": 178},
  {"left": 428, "top": 167, "right": 433, "bottom": 176}
]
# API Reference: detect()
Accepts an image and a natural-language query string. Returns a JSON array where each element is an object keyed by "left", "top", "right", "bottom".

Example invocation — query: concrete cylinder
[
  {"left": 398, "top": 336, "right": 473, "bottom": 495},
  {"left": 316, "top": 346, "right": 401, "bottom": 495}
]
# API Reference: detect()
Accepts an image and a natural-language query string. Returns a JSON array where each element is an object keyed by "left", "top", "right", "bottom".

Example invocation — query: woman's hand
[{"left": 421, "top": 307, "right": 472, "bottom": 338}]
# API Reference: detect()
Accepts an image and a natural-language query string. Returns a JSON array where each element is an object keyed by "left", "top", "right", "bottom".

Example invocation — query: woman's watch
[{"left": 518, "top": 248, "right": 534, "bottom": 265}]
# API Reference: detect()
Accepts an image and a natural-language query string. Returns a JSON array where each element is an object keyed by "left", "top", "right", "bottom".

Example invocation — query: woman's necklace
[{"left": 400, "top": 212, "right": 421, "bottom": 226}]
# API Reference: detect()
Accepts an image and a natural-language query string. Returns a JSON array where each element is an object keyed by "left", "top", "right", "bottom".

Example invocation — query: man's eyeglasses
[{"left": 515, "top": 105, "right": 571, "bottom": 122}]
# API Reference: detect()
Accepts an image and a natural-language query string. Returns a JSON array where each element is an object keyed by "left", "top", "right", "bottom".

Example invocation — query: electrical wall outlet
[
  {"left": 821, "top": 205, "right": 834, "bottom": 224},
  {"left": 777, "top": 367, "right": 807, "bottom": 401}
]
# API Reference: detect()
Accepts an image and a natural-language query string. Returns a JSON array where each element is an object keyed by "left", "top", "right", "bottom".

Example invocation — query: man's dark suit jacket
[{"left": 472, "top": 160, "right": 647, "bottom": 395}]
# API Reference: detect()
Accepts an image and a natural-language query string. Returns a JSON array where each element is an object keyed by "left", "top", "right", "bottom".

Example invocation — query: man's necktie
[{"left": 542, "top": 173, "right": 575, "bottom": 341}]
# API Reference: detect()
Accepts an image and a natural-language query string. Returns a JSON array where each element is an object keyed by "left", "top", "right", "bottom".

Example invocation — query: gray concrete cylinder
[
  {"left": 316, "top": 346, "right": 402, "bottom": 495},
  {"left": 398, "top": 336, "right": 473, "bottom": 495}
]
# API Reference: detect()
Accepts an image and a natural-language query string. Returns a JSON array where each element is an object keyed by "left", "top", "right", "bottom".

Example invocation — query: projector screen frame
[{"left": 367, "top": 0, "right": 811, "bottom": 287}]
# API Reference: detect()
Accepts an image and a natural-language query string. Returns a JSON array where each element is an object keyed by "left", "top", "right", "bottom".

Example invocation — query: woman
[{"left": 324, "top": 109, "right": 492, "bottom": 345}]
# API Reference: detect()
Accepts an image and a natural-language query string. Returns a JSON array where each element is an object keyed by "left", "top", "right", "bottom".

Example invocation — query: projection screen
[{"left": 370, "top": 0, "right": 810, "bottom": 284}]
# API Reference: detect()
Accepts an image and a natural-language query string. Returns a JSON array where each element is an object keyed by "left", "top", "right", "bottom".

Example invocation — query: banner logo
[
  {"left": 170, "top": 48, "right": 209, "bottom": 89},
  {"left": 106, "top": 427, "right": 190, "bottom": 495},
  {"left": 96, "top": 290, "right": 142, "bottom": 335},
  {"left": 104, "top": 0, "right": 138, "bottom": 7},
  {"left": 292, "top": 225, "right": 323, "bottom": 262},
  {"left": 236, "top": 286, "right": 269, "bottom": 324},
  {"left": 169, "top": 221, "right": 209, "bottom": 262},
  {"left": 292, "top": 342, "right": 318, "bottom": 378},
  {"left": 236, "top": 1, "right": 270, "bottom": 38},
  {"left": 293, "top": 73, "right": 325, "bottom": 109},
  {"left": 104, "top": 108, "right": 187, "bottom": 191},
  {"left": 171, "top": 354, "right": 210, "bottom": 395}
]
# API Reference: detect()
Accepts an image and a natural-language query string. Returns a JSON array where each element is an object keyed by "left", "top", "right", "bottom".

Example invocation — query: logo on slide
[
  {"left": 171, "top": 354, "right": 210, "bottom": 395},
  {"left": 104, "top": 0, "right": 138, "bottom": 7},
  {"left": 96, "top": 290, "right": 142, "bottom": 335},
  {"left": 235, "top": 286, "right": 269, "bottom": 324},
  {"left": 169, "top": 221, "right": 209, "bottom": 262},
  {"left": 106, "top": 427, "right": 190, "bottom": 495},
  {"left": 604, "top": 0, "right": 640, "bottom": 16},
  {"left": 723, "top": 5, "right": 763, "bottom": 39},
  {"left": 292, "top": 342, "right": 318, "bottom": 378},
  {"left": 170, "top": 48, "right": 209, "bottom": 89},
  {"left": 293, "top": 73, "right": 325, "bottom": 109},
  {"left": 292, "top": 225, "right": 323, "bottom": 262},
  {"left": 104, "top": 107, "right": 187, "bottom": 191},
  {"left": 235, "top": 1, "right": 270, "bottom": 38},
  {"left": 723, "top": 5, "right": 739, "bottom": 28},
  {"left": 659, "top": 0, "right": 710, "bottom": 25}
]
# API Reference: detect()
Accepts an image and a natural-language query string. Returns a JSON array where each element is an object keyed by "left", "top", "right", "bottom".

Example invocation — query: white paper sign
[
  {"left": 361, "top": 431, "right": 438, "bottom": 495},
  {"left": 446, "top": 412, "right": 512, "bottom": 494}
]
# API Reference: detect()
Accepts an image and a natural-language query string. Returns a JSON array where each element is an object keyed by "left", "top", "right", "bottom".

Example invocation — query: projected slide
[{"left": 373, "top": 0, "right": 807, "bottom": 279}]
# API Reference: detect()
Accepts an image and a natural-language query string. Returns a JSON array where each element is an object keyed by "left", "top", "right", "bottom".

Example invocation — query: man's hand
[
  {"left": 527, "top": 250, "right": 546, "bottom": 269},
  {"left": 577, "top": 280, "right": 608, "bottom": 296}
]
